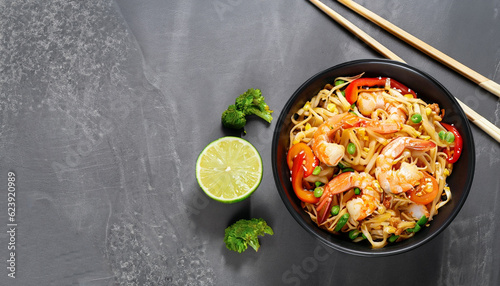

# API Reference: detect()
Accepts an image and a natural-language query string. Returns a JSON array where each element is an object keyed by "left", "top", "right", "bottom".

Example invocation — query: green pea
[
  {"left": 313, "top": 187, "right": 323, "bottom": 198},
  {"left": 445, "top": 131, "right": 455, "bottom": 143},
  {"left": 417, "top": 215, "right": 428, "bottom": 226},
  {"left": 334, "top": 213, "right": 350, "bottom": 232},
  {"left": 389, "top": 235, "right": 399, "bottom": 243},
  {"left": 315, "top": 181, "right": 322, "bottom": 187},
  {"left": 347, "top": 143, "right": 356, "bottom": 155},
  {"left": 349, "top": 230, "right": 360, "bottom": 240},
  {"left": 438, "top": 130, "right": 446, "bottom": 140},
  {"left": 411, "top": 113, "right": 422, "bottom": 123},
  {"left": 312, "top": 166, "right": 321, "bottom": 176},
  {"left": 330, "top": 205, "right": 340, "bottom": 216},
  {"left": 354, "top": 187, "right": 361, "bottom": 195},
  {"left": 335, "top": 80, "right": 345, "bottom": 86}
]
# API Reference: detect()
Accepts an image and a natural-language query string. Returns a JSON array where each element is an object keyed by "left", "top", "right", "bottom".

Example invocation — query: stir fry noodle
[{"left": 287, "top": 74, "right": 462, "bottom": 248}]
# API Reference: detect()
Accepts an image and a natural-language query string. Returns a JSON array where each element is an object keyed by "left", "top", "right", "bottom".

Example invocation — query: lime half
[{"left": 196, "top": 136, "right": 263, "bottom": 203}]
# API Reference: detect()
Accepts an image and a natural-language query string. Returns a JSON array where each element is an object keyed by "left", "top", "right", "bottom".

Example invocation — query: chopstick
[
  {"left": 306, "top": 0, "right": 405, "bottom": 62},
  {"left": 457, "top": 100, "right": 500, "bottom": 142},
  {"left": 308, "top": 0, "right": 500, "bottom": 143},
  {"left": 337, "top": 0, "right": 500, "bottom": 99}
]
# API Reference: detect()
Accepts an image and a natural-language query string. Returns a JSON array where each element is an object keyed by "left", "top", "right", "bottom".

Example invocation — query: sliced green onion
[
  {"left": 413, "top": 224, "right": 422, "bottom": 232},
  {"left": 312, "top": 166, "right": 321, "bottom": 176},
  {"left": 334, "top": 213, "right": 350, "bottom": 232},
  {"left": 389, "top": 235, "right": 399, "bottom": 243},
  {"left": 354, "top": 187, "right": 361, "bottom": 195},
  {"left": 445, "top": 131, "right": 455, "bottom": 143},
  {"left": 417, "top": 215, "right": 428, "bottom": 226},
  {"left": 411, "top": 113, "right": 422, "bottom": 124},
  {"left": 341, "top": 90, "right": 345, "bottom": 97},
  {"left": 347, "top": 143, "right": 356, "bottom": 155},
  {"left": 313, "top": 187, "right": 323, "bottom": 198},
  {"left": 407, "top": 224, "right": 422, "bottom": 233},
  {"left": 337, "top": 162, "right": 346, "bottom": 169},
  {"left": 349, "top": 230, "right": 360, "bottom": 240},
  {"left": 335, "top": 80, "right": 345, "bottom": 86},
  {"left": 341, "top": 167, "right": 355, "bottom": 173},
  {"left": 361, "top": 233, "right": 367, "bottom": 239},
  {"left": 330, "top": 205, "right": 340, "bottom": 216}
]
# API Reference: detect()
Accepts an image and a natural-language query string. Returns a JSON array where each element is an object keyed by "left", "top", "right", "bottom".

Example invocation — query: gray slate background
[{"left": 0, "top": 0, "right": 499, "bottom": 285}]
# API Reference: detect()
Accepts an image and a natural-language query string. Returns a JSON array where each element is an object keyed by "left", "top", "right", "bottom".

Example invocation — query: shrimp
[
  {"left": 375, "top": 137, "right": 436, "bottom": 194},
  {"left": 312, "top": 113, "right": 400, "bottom": 166},
  {"left": 357, "top": 91, "right": 407, "bottom": 125},
  {"left": 404, "top": 203, "right": 429, "bottom": 220},
  {"left": 316, "top": 171, "right": 380, "bottom": 224}
]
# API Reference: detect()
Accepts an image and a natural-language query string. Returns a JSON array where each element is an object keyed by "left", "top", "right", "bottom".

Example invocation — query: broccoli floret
[
  {"left": 224, "top": 218, "right": 274, "bottom": 253},
  {"left": 221, "top": 89, "right": 273, "bottom": 129},
  {"left": 221, "top": 104, "right": 247, "bottom": 129}
]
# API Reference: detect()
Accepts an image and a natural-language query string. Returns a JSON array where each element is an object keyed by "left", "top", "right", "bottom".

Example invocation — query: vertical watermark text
[{"left": 6, "top": 171, "right": 16, "bottom": 279}]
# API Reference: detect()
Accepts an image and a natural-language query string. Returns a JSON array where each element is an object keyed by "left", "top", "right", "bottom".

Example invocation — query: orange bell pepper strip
[
  {"left": 287, "top": 143, "right": 318, "bottom": 177},
  {"left": 291, "top": 153, "right": 320, "bottom": 204}
]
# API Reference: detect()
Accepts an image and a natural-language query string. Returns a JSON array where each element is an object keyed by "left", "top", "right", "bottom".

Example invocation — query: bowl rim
[{"left": 271, "top": 59, "right": 475, "bottom": 257}]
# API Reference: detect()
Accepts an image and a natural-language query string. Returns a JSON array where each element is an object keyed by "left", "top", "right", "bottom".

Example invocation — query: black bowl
[{"left": 271, "top": 59, "right": 475, "bottom": 256}]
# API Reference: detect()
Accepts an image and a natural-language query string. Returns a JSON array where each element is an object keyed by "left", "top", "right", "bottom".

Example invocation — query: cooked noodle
[{"left": 288, "top": 74, "right": 456, "bottom": 248}]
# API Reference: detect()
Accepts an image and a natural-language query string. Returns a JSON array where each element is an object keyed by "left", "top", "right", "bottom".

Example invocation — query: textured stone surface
[{"left": 0, "top": 0, "right": 499, "bottom": 285}]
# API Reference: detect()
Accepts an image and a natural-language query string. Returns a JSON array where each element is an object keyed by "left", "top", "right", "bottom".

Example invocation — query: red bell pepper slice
[
  {"left": 441, "top": 122, "right": 463, "bottom": 163},
  {"left": 287, "top": 143, "right": 318, "bottom": 177},
  {"left": 344, "top": 77, "right": 417, "bottom": 104},
  {"left": 291, "top": 153, "right": 320, "bottom": 204}
]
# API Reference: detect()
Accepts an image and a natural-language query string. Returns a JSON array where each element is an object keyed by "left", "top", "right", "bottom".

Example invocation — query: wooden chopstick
[
  {"left": 307, "top": 0, "right": 405, "bottom": 62},
  {"left": 457, "top": 100, "right": 500, "bottom": 142},
  {"left": 308, "top": 0, "right": 500, "bottom": 143},
  {"left": 337, "top": 0, "right": 500, "bottom": 99}
]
